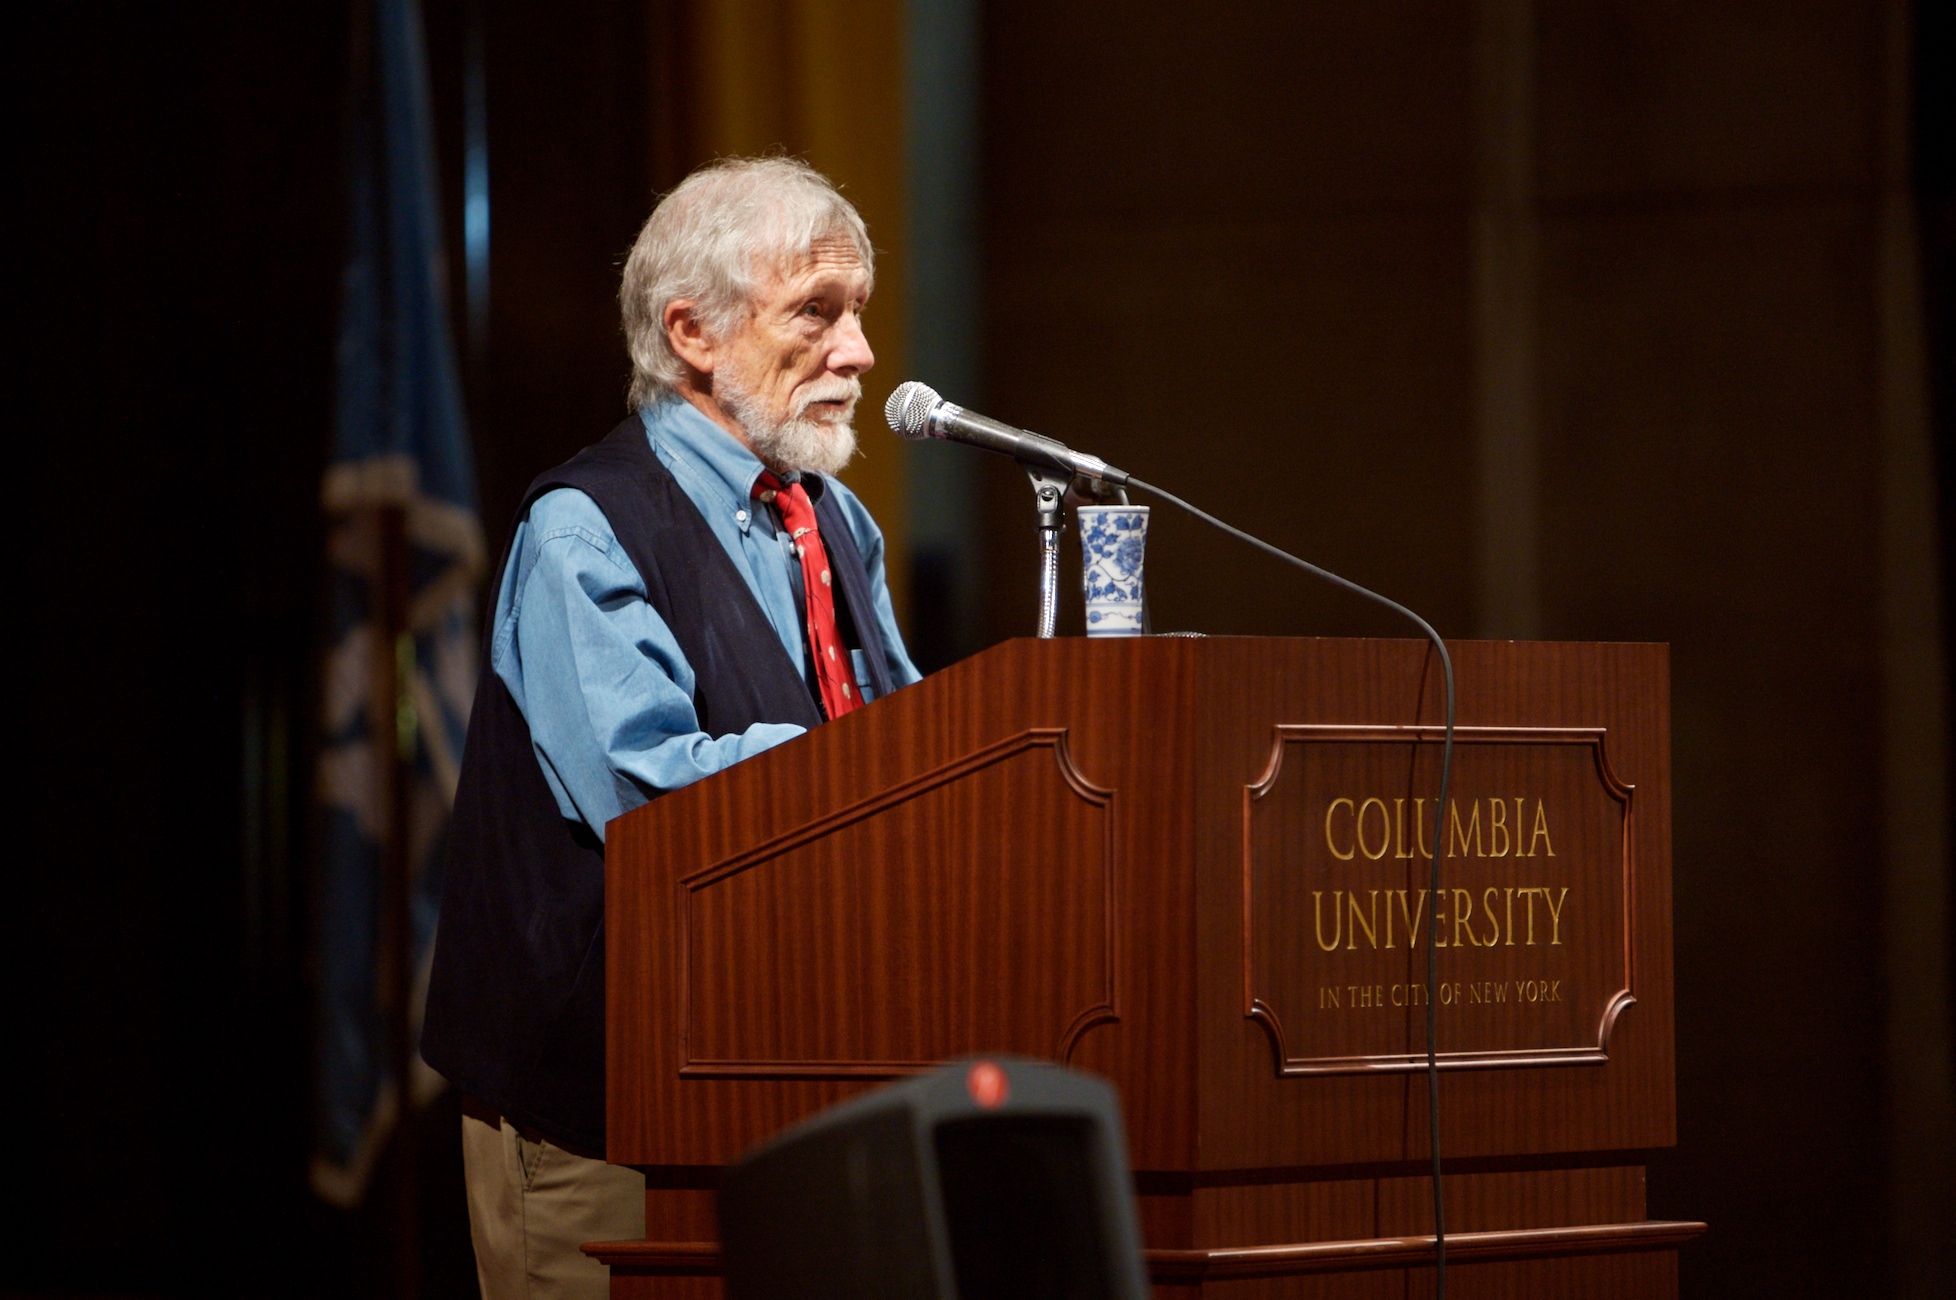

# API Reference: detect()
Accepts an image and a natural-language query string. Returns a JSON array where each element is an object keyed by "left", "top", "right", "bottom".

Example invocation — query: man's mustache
[{"left": 794, "top": 378, "right": 863, "bottom": 419}]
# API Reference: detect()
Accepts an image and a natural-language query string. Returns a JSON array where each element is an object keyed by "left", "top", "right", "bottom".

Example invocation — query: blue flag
[{"left": 310, "top": 0, "right": 482, "bottom": 1208}]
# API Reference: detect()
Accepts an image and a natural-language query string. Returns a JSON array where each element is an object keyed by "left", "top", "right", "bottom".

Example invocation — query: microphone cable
[
  {"left": 1123, "top": 474, "right": 1457, "bottom": 1297},
  {"left": 883, "top": 380, "right": 1454, "bottom": 1285}
]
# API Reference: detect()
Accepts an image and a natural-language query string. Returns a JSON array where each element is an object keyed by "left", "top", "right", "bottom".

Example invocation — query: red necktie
[{"left": 753, "top": 471, "right": 863, "bottom": 720}]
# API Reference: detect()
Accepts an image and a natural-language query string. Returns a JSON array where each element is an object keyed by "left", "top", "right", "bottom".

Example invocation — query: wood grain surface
[
  {"left": 602, "top": 637, "right": 1691, "bottom": 1296},
  {"left": 677, "top": 728, "right": 1118, "bottom": 1076}
]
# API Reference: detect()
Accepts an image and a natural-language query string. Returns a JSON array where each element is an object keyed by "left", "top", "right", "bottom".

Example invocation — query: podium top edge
[{"left": 980, "top": 635, "right": 1673, "bottom": 650}]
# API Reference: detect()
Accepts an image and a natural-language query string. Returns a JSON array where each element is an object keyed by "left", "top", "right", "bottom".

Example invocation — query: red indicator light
[{"left": 967, "top": 1060, "right": 1009, "bottom": 1109}]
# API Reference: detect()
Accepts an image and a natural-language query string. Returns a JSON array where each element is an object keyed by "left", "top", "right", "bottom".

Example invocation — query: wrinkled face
[{"left": 713, "top": 233, "right": 874, "bottom": 475}]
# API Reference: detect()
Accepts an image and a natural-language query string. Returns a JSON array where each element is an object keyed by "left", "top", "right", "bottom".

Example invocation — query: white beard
[{"left": 717, "top": 372, "right": 861, "bottom": 477}]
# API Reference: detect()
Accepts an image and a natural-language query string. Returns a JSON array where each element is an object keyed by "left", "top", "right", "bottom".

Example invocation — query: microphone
[{"left": 884, "top": 381, "right": 1130, "bottom": 486}]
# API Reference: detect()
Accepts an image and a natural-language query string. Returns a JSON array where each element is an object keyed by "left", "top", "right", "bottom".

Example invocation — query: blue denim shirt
[{"left": 490, "top": 399, "right": 921, "bottom": 840}]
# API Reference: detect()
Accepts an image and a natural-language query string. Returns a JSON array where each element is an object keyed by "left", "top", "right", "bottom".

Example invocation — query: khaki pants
[{"left": 462, "top": 1111, "right": 646, "bottom": 1300}]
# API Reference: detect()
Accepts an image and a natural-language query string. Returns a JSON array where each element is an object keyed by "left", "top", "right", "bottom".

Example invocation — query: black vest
[{"left": 422, "top": 415, "right": 894, "bottom": 1151}]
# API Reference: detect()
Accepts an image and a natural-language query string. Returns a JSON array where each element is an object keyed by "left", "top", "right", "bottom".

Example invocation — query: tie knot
[{"left": 753, "top": 470, "right": 815, "bottom": 532}]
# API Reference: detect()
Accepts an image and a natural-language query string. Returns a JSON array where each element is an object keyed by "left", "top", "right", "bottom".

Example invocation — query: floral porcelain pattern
[{"left": 1078, "top": 505, "right": 1149, "bottom": 636}]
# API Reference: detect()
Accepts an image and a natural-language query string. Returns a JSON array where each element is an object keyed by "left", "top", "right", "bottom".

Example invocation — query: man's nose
[{"left": 828, "top": 310, "right": 874, "bottom": 376}]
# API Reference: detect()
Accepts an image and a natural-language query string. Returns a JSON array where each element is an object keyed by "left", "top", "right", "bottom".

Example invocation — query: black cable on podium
[
  {"left": 1123, "top": 475, "right": 1457, "bottom": 1294},
  {"left": 885, "top": 384, "right": 1458, "bottom": 1292}
]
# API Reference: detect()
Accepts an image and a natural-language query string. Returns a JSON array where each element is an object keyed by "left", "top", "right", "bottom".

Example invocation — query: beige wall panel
[
  {"left": 979, "top": 0, "right": 1477, "bottom": 641},
  {"left": 982, "top": 215, "right": 1474, "bottom": 640},
  {"left": 1537, "top": 189, "right": 1887, "bottom": 1294},
  {"left": 982, "top": 4, "right": 1473, "bottom": 218},
  {"left": 1536, "top": 0, "right": 1878, "bottom": 198},
  {"left": 1537, "top": 202, "right": 1879, "bottom": 636}
]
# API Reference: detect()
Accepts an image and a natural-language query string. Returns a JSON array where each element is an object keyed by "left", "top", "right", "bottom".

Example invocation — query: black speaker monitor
[{"left": 718, "top": 1058, "right": 1150, "bottom": 1300}]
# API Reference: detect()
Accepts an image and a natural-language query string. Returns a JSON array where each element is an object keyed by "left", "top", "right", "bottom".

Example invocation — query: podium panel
[
  {"left": 592, "top": 638, "right": 1702, "bottom": 1296},
  {"left": 1245, "top": 725, "right": 1635, "bottom": 1073},
  {"left": 678, "top": 730, "right": 1118, "bottom": 1075}
]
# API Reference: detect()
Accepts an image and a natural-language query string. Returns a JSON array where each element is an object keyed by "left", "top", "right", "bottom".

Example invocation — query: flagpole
[
  {"left": 376, "top": 502, "right": 420, "bottom": 1300},
  {"left": 313, "top": 0, "right": 476, "bottom": 1278}
]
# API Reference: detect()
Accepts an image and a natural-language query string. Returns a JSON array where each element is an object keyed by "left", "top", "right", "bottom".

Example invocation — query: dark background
[{"left": 13, "top": 1, "right": 1954, "bottom": 1296}]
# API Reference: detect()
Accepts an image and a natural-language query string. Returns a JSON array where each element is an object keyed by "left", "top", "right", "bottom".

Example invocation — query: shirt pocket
[{"left": 849, "top": 648, "right": 878, "bottom": 704}]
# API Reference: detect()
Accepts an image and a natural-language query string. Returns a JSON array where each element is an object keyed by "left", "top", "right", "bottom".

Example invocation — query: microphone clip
[{"left": 1022, "top": 460, "right": 1069, "bottom": 533}]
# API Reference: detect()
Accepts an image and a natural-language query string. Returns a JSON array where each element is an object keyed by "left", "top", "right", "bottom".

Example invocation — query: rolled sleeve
[{"left": 494, "top": 488, "right": 806, "bottom": 839}]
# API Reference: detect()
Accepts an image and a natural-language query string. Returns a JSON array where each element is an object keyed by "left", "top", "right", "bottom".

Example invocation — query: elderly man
[{"left": 423, "top": 157, "right": 921, "bottom": 1299}]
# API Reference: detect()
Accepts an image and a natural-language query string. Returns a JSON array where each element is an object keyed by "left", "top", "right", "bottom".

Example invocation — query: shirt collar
[{"left": 639, "top": 399, "right": 826, "bottom": 534}]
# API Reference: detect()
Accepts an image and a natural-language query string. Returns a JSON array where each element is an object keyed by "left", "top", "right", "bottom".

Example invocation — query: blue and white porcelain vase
[{"left": 1078, "top": 505, "right": 1150, "bottom": 637}]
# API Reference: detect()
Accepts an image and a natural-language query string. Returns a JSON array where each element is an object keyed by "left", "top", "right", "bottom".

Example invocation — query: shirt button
[{"left": 734, "top": 509, "right": 748, "bottom": 523}]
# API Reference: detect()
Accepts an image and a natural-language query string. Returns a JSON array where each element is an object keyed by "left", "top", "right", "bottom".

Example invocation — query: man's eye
[{"left": 801, "top": 302, "right": 825, "bottom": 318}]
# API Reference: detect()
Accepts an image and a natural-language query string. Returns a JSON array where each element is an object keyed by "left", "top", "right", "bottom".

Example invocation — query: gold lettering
[
  {"left": 1393, "top": 889, "right": 1427, "bottom": 948},
  {"left": 1314, "top": 890, "right": 1344, "bottom": 951},
  {"left": 1394, "top": 798, "right": 1413, "bottom": 858},
  {"left": 1504, "top": 887, "right": 1516, "bottom": 946},
  {"left": 1513, "top": 798, "right": 1528, "bottom": 855},
  {"left": 1356, "top": 798, "right": 1391, "bottom": 860},
  {"left": 1448, "top": 798, "right": 1483, "bottom": 858},
  {"left": 1530, "top": 801, "right": 1555, "bottom": 857},
  {"left": 1482, "top": 886, "right": 1502, "bottom": 946},
  {"left": 1528, "top": 980, "right": 1551, "bottom": 1002},
  {"left": 1544, "top": 886, "right": 1569, "bottom": 945},
  {"left": 1488, "top": 798, "right": 1510, "bottom": 857},
  {"left": 1321, "top": 985, "right": 1341, "bottom": 1009},
  {"left": 1522, "top": 887, "right": 1540, "bottom": 944},
  {"left": 1325, "top": 798, "right": 1355, "bottom": 860},
  {"left": 1414, "top": 798, "right": 1432, "bottom": 859},
  {"left": 1433, "top": 892, "right": 1449, "bottom": 947},
  {"left": 1347, "top": 890, "right": 1380, "bottom": 950},
  {"left": 1452, "top": 888, "right": 1479, "bottom": 947}
]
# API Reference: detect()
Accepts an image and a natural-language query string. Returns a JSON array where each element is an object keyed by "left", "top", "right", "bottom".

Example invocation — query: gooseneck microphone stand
[{"left": 1022, "top": 462, "right": 1070, "bottom": 639}]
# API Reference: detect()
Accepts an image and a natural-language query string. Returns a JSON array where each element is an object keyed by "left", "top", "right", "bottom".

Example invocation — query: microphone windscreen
[{"left": 885, "top": 380, "right": 941, "bottom": 440}]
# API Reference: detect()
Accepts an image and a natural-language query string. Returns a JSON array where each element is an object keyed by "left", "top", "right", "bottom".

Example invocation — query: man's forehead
[{"left": 764, "top": 232, "right": 870, "bottom": 294}]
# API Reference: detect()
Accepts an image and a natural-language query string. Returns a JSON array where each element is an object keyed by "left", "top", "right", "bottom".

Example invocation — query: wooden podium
[{"left": 588, "top": 637, "right": 1704, "bottom": 1296}]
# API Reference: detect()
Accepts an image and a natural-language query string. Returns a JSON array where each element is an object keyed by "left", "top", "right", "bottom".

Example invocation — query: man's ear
[{"left": 664, "top": 300, "right": 714, "bottom": 376}]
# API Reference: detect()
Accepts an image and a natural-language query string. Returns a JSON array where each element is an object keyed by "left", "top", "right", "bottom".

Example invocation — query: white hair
[{"left": 620, "top": 156, "right": 875, "bottom": 410}]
